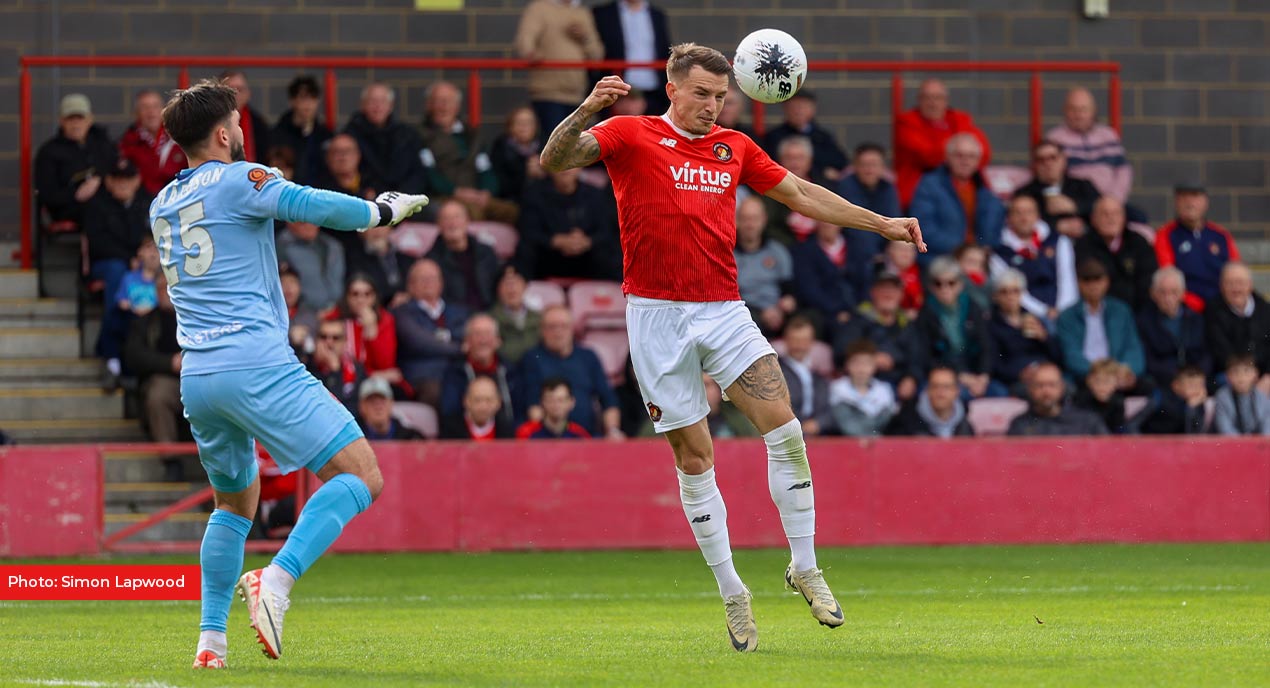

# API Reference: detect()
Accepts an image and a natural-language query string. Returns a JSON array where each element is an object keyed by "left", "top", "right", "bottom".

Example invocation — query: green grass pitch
[{"left": 2, "top": 543, "right": 1268, "bottom": 687}]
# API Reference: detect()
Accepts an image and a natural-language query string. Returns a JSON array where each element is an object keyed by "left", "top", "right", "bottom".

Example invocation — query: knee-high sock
[
  {"left": 272, "top": 474, "right": 371, "bottom": 581},
  {"left": 200, "top": 509, "right": 252, "bottom": 633},
  {"left": 764, "top": 419, "right": 817, "bottom": 570},
  {"left": 678, "top": 467, "right": 745, "bottom": 597}
]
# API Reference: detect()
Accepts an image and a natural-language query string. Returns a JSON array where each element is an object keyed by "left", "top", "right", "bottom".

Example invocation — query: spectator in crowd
[
  {"left": 885, "top": 365, "right": 974, "bottom": 438},
  {"left": 111, "top": 237, "right": 161, "bottom": 332},
  {"left": 343, "top": 82, "right": 427, "bottom": 195},
  {"left": 1136, "top": 266, "right": 1210, "bottom": 390},
  {"left": 988, "top": 194, "right": 1077, "bottom": 322},
  {"left": 123, "top": 274, "right": 186, "bottom": 480},
  {"left": 119, "top": 89, "right": 186, "bottom": 196},
  {"left": 879, "top": 240, "right": 923, "bottom": 315},
  {"left": 419, "top": 81, "right": 515, "bottom": 223},
  {"left": 1213, "top": 354, "right": 1270, "bottom": 436},
  {"left": 1156, "top": 184, "right": 1241, "bottom": 313},
  {"left": 440, "top": 375, "right": 516, "bottom": 440},
  {"left": 515, "top": 0, "right": 604, "bottom": 135},
  {"left": 763, "top": 135, "right": 820, "bottom": 245},
  {"left": 265, "top": 145, "right": 296, "bottom": 182},
  {"left": 895, "top": 78, "right": 992, "bottom": 209},
  {"left": 315, "top": 133, "right": 378, "bottom": 200},
  {"left": 516, "top": 378, "right": 593, "bottom": 439},
  {"left": 1046, "top": 87, "right": 1132, "bottom": 205},
  {"left": 1139, "top": 366, "right": 1212, "bottom": 435},
  {"left": 702, "top": 372, "right": 759, "bottom": 439},
  {"left": 735, "top": 196, "right": 795, "bottom": 337},
  {"left": 839, "top": 142, "right": 900, "bottom": 284},
  {"left": 277, "top": 220, "right": 344, "bottom": 312},
  {"left": 489, "top": 106, "right": 544, "bottom": 204},
  {"left": 1056, "top": 258, "right": 1145, "bottom": 390},
  {"left": 955, "top": 243, "right": 990, "bottom": 311},
  {"left": 763, "top": 91, "right": 847, "bottom": 182},
  {"left": 516, "top": 167, "right": 621, "bottom": 281},
  {"left": 1007, "top": 361, "right": 1108, "bottom": 436},
  {"left": 346, "top": 224, "right": 415, "bottom": 310},
  {"left": 1075, "top": 196, "right": 1157, "bottom": 312},
  {"left": 987, "top": 268, "right": 1060, "bottom": 394},
  {"left": 85, "top": 158, "right": 152, "bottom": 387},
  {"left": 440, "top": 313, "right": 516, "bottom": 429},
  {"left": 716, "top": 83, "right": 757, "bottom": 143},
  {"left": 219, "top": 70, "right": 271, "bottom": 163},
  {"left": 35, "top": 93, "right": 117, "bottom": 225},
  {"left": 776, "top": 316, "right": 833, "bottom": 437},
  {"left": 519, "top": 305, "right": 622, "bottom": 437},
  {"left": 307, "top": 318, "right": 366, "bottom": 413},
  {"left": 791, "top": 219, "right": 856, "bottom": 339},
  {"left": 1016, "top": 140, "right": 1100, "bottom": 239},
  {"left": 1073, "top": 358, "right": 1130, "bottom": 434},
  {"left": 829, "top": 339, "right": 897, "bottom": 437},
  {"left": 355, "top": 377, "right": 423, "bottom": 441},
  {"left": 325, "top": 275, "right": 402, "bottom": 388},
  {"left": 490, "top": 266, "right": 542, "bottom": 367},
  {"left": 591, "top": 0, "right": 672, "bottom": 114},
  {"left": 608, "top": 87, "right": 648, "bottom": 117},
  {"left": 393, "top": 259, "right": 469, "bottom": 406},
  {"left": 271, "top": 75, "right": 332, "bottom": 186},
  {"left": 915, "top": 256, "right": 999, "bottom": 400},
  {"left": 425, "top": 199, "right": 501, "bottom": 312},
  {"left": 909, "top": 133, "right": 1004, "bottom": 263},
  {"left": 1205, "top": 262, "right": 1270, "bottom": 385},
  {"left": 281, "top": 265, "right": 318, "bottom": 358},
  {"left": 834, "top": 267, "right": 921, "bottom": 401}
]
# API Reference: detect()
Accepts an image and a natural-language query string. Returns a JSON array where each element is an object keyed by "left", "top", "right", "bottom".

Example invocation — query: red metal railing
[{"left": 17, "top": 56, "right": 1120, "bottom": 270}]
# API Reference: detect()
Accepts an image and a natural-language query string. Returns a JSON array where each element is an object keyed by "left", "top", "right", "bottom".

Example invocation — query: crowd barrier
[{"left": 1, "top": 437, "right": 1265, "bottom": 558}]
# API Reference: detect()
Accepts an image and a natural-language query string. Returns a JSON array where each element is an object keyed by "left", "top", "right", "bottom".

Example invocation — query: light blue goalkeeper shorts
[{"left": 180, "top": 361, "right": 364, "bottom": 493}]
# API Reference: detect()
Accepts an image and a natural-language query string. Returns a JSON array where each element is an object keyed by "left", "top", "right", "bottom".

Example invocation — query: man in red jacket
[
  {"left": 118, "top": 89, "right": 187, "bottom": 196},
  {"left": 894, "top": 78, "right": 991, "bottom": 210}
]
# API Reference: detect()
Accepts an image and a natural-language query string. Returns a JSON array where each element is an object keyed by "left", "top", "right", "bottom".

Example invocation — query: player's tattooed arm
[
  {"left": 540, "top": 109, "right": 601, "bottom": 172},
  {"left": 732, "top": 354, "right": 789, "bottom": 404}
]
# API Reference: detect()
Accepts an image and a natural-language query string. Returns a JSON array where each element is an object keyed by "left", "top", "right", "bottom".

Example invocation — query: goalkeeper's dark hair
[
  {"left": 162, "top": 79, "right": 239, "bottom": 155},
  {"left": 666, "top": 43, "right": 731, "bottom": 83}
]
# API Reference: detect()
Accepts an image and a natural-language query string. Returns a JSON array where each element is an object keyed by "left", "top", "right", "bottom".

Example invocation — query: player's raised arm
[
  {"left": 540, "top": 76, "right": 632, "bottom": 172},
  {"left": 247, "top": 166, "right": 429, "bottom": 231},
  {"left": 764, "top": 171, "right": 928, "bottom": 252}
]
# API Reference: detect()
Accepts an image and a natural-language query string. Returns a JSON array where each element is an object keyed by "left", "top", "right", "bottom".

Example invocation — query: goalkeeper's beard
[{"left": 230, "top": 141, "right": 246, "bottom": 162}]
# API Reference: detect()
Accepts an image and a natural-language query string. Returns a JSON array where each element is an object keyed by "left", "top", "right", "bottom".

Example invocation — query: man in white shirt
[{"left": 592, "top": 0, "right": 672, "bottom": 113}]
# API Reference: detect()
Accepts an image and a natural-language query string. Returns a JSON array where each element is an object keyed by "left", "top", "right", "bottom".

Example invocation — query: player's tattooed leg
[{"left": 733, "top": 354, "right": 788, "bottom": 403}]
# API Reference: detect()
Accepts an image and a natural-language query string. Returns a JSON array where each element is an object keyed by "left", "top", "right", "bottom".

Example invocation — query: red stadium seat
[
  {"left": 581, "top": 329, "right": 630, "bottom": 386},
  {"left": 469, "top": 221, "right": 519, "bottom": 261},
  {"left": 524, "top": 280, "right": 567, "bottom": 312},
  {"left": 983, "top": 165, "right": 1032, "bottom": 201},
  {"left": 392, "top": 222, "right": 439, "bottom": 257},
  {"left": 569, "top": 280, "right": 627, "bottom": 331},
  {"left": 392, "top": 401, "right": 438, "bottom": 439},
  {"left": 769, "top": 338, "right": 835, "bottom": 378},
  {"left": 966, "top": 397, "right": 1028, "bottom": 436}
]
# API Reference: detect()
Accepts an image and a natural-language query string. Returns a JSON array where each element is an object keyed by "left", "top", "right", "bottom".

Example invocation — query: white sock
[
  {"left": 106, "top": 358, "right": 121, "bottom": 376},
  {"left": 197, "top": 630, "right": 227, "bottom": 657},
  {"left": 678, "top": 467, "right": 745, "bottom": 598},
  {"left": 261, "top": 563, "right": 296, "bottom": 598},
  {"left": 764, "top": 419, "right": 817, "bottom": 571}
]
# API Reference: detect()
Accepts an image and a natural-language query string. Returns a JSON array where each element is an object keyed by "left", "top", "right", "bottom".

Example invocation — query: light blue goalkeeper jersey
[{"left": 149, "top": 160, "right": 378, "bottom": 376}]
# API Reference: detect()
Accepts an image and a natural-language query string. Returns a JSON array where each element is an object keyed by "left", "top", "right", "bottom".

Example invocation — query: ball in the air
[{"left": 733, "top": 29, "right": 808, "bottom": 104}]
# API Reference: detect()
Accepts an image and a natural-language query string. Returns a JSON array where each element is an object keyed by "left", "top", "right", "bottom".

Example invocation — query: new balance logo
[
  {"left": 658, "top": 137, "right": 677, "bottom": 148},
  {"left": 691, "top": 514, "right": 712, "bottom": 523},
  {"left": 787, "top": 481, "right": 812, "bottom": 491}
]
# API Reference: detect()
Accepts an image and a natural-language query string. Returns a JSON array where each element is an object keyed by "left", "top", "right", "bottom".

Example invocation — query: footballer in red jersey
[{"left": 540, "top": 42, "right": 926, "bottom": 652}]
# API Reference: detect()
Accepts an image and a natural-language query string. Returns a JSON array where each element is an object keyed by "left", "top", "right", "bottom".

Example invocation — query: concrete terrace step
[
  {"left": 2, "top": 418, "right": 144, "bottom": 444},
  {"left": 0, "top": 314, "right": 76, "bottom": 329},
  {"left": 104, "top": 512, "right": 208, "bottom": 542},
  {"left": 0, "top": 387, "right": 124, "bottom": 421},
  {"left": 0, "top": 359, "right": 101, "bottom": 387},
  {"left": 104, "top": 451, "right": 202, "bottom": 483},
  {"left": 0, "top": 269, "right": 39, "bottom": 300},
  {"left": 0, "top": 297, "right": 76, "bottom": 318},
  {"left": 0, "top": 329, "right": 80, "bottom": 358}
]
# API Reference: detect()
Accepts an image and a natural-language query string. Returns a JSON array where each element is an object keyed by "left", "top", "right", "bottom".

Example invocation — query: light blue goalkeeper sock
[
  {"left": 199, "top": 509, "right": 252, "bottom": 633},
  {"left": 272, "top": 473, "right": 371, "bottom": 580}
]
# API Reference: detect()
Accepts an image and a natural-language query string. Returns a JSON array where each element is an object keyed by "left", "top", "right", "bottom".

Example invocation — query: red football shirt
[{"left": 588, "top": 115, "right": 789, "bottom": 302}]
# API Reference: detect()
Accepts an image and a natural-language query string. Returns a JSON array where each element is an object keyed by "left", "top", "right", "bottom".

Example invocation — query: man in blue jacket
[
  {"left": 838, "top": 142, "right": 901, "bottom": 296},
  {"left": 1056, "top": 258, "right": 1146, "bottom": 391},
  {"left": 909, "top": 133, "right": 1004, "bottom": 265}
]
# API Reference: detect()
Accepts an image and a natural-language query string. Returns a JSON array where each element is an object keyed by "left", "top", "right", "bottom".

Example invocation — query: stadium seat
[
  {"left": 392, "top": 222, "right": 439, "bottom": 257},
  {"left": 983, "top": 165, "right": 1032, "bottom": 201},
  {"left": 470, "top": 221, "right": 519, "bottom": 261},
  {"left": 524, "top": 280, "right": 567, "bottom": 312},
  {"left": 769, "top": 338, "right": 835, "bottom": 378},
  {"left": 581, "top": 329, "right": 630, "bottom": 386},
  {"left": 966, "top": 397, "right": 1028, "bottom": 436},
  {"left": 392, "top": 401, "right": 438, "bottom": 439},
  {"left": 569, "top": 280, "right": 627, "bottom": 331}
]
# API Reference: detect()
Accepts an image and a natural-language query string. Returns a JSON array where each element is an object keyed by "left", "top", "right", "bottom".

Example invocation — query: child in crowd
[
  {"left": 1140, "top": 365, "right": 1211, "bottom": 435},
  {"left": 829, "top": 339, "right": 897, "bottom": 437},
  {"left": 516, "top": 378, "right": 591, "bottom": 440},
  {"left": 102, "top": 238, "right": 162, "bottom": 387},
  {"left": 1074, "top": 358, "right": 1128, "bottom": 434},
  {"left": 1214, "top": 354, "right": 1270, "bottom": 436},
  {"left": 954, "top": 243, "right": 990, "bottom": 311}
]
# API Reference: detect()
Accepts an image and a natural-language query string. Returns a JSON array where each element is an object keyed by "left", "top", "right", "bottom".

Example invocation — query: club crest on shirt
[
  {"left": 1210, "top": 242, "right": 1221, "bottom": 255},
  {"left": 646, "top": 402, "right": 663, "bottom": 423},
  {"left": 247, "top": 167, "right": 277, "bottom": 192},
  {"left": 712, "top": 142, "right": 733, "bottom": 162}
]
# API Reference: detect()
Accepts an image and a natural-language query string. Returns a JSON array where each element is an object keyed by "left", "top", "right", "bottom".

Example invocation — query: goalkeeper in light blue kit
[{"left": 151, "top": 80, "right": 429, "bottom": 669}]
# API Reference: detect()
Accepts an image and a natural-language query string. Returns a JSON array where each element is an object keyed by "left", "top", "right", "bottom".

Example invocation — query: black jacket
[
  {"left": 425, "top": 239, "right": 502, "bottom": 312},
  {"left": 1018, "top": 175, "right": 1101, "bottom": 227},
  {"left": 439, "top": 412, "right": 515, "bottom": 440},
  {"left": 833, "top": 304, "right": 921, "bottom": 386},
  {"left": 914, "top": 295, "right": 995, "bottom": 376},
  {"left": 1204, "top": 293, "right": 1270, "bottom": 373},
  {"left": 489, "top": 134, "right": 538, "bottom": 203},
  {"left": 123, "top": 307, "right": 180, "bottom": 380},
  {"left": 987, "top": 309, "right": 1061, "bottom": 388},
  {"left": 343, "top": 112, "right": 428, "bottom": 195},
  {"left": 271, "top": 110, "right": 333, "bottom": 186},
  {"left": 34, "top": 124, "right": 118, "bottom": 223},
  {"left": 515, "top": 178, "right": 621, "bottom": 281},
  {"left": 763, "top": 122, "right": 848, "bottom": 180},
  {"left": 1136, "top": 302, "right": 1211, "bottom": 389},
  {"left": 346, "top": 245, "right": 417, "bottom": 308},
  {"left": 1139, "top": 389, "right": 1211, "bottom": 435},
  {"left": 1006, "top": 406, "right": 1108, "bottom": 436},
  {"left": 242, "top": 106, "right": 273, "bottom": 165},
  {"left": 884, "top": 401, "right": 975, "bottom": 437},
  {"left": 1074, "top": 229, "right": 1158, "bottom": 312},
  {"left": 83, "top": 189, "right": 153, "bottom": 263},
  {"left": 1073, "top": 388, "right": 1128, "bottom": 434}
]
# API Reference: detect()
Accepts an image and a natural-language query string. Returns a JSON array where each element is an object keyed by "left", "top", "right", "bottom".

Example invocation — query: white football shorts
[{"left": 626, "top": 295, "right": 776, "bottom": 433}]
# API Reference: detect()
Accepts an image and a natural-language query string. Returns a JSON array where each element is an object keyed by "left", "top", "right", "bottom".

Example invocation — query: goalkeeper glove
[{"left": 373, "top": 191, "right": 430, "bottom": 227}]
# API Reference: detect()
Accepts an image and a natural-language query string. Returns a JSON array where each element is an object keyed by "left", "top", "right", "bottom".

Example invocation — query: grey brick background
[{"left": 2, "top": 0, "right": 1268, "bottom": 244}]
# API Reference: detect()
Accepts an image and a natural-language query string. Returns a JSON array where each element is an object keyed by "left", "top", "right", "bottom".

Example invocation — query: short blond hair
[{"left": 666, "top": 43, "right": 731, "bottom": 83}]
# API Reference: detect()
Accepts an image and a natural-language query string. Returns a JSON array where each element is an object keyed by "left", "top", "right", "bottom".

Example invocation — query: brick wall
[{"left": 3, "top": 0, "right": 1267, "bottom": 244}]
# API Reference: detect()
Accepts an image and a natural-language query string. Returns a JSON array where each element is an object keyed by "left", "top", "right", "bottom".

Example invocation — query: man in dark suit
[
  {"left": 776, "top": 316, "right": 833, "bottom": 436},
  {"left": 1016, "top": 139, "right": 1101, "bottom": 238},
  {"left": 392, "top": 259, "right": 470, "bottom": 406},
  {"left": 591, "top": 0, "right": 672, "bottom": 114},
  {"left": 1136, "top": 266, "right": 1210, "bottom": 390},
  {"left": 440, "top": 375, "right": 516, "bottom": 440}
]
